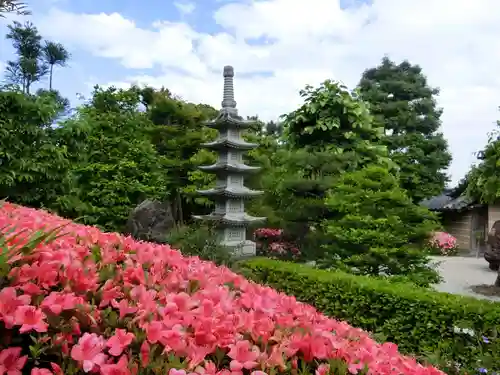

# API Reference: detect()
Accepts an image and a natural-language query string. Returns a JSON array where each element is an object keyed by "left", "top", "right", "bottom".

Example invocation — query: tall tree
[
  {"left": 54, "top": 86, "right": 168, "bottom": 232},
  {"left": 358, "top": 57, "right": 451, "bottom": 203},
  {"left": 0, "top": 0, "right": 29, "bottom": 16},
  {"left": 0, "top": 89, "right": 70, "bottom": 207},
  {"left": 143, "top": 86, "right": 218, "bottom": 225},
  {"left": 258, "top": 80, "right": 393, "bottom": 258},
  {"left": 5, "top": 21, "right": 47, "bottom": 94},
  {"left": 36, "top": 88, "right": 70, "bottom": 119},
  {"left": 42, "top": 41, "right": 70, "bottom": 90}
]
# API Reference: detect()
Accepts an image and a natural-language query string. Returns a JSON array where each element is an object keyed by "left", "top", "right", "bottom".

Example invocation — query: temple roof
[
  {"left": 205, "top": 109, "right": 256, "bottom": 130},
  {"left": 197, "top": 186, "right": 263, "bottom": 198},
  {"left": 199, "top": 162, "right": 260, "bottom": 174},
  {"left": 193, "top": 212, "right": 266, "bottom": 226},
  {"left": 421, "top": 192, "right": 480, "bottom": 212},
  {"left": 201, "top": 138, "right": 258, "bottom": 151}
]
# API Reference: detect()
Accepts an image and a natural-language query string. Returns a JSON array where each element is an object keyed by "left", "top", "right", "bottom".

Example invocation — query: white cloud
[
  {"left": 32, "top": 0, "right": 500, "bottom": 185},
  {"left": 174, "top": 2, "right": 196, "bottom": 16}
]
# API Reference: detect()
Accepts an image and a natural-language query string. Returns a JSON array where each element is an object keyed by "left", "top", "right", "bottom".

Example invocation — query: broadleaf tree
[
  {"left": 264, "top": 80, "right": 394, "bottom": 258},
  {"left": 0, "top": 89, "right": 70, "bottom": 207},
  {"left": 54, "top": 86, "right": 168, "bottom": 232}
]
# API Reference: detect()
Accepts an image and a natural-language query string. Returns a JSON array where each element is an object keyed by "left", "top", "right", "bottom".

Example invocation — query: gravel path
[{"left": 430, "top": 256, "right": 500, "bottom": 302}]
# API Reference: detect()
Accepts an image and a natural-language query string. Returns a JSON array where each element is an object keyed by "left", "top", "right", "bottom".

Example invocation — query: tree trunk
[
  {"left": 495, "top": 272, "right": 500, "bottom": 288},
  {"left": 176, "top": 190, "right": 184, "bottom": 225},
  {"left": 49, "top": 64, "right": 53, "bottom": 90}
]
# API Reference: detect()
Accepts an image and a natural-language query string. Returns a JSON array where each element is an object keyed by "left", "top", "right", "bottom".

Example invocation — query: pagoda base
[{"left": 220, "top": 239, "right": 256, "bottom": 258}]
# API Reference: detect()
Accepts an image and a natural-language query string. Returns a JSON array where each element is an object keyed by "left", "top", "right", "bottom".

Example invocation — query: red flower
[
  {"left": 107, "top": 329, "right": 135, "bottom": 356},
  {"left": 14, "top": 305, "right": 48, "bottom": 333},
  {"left": 0, "top": 347, "right": 27, "bottom": 375},
  {"left": 70, "top": 333, "right": 107, "bottom": 372}
]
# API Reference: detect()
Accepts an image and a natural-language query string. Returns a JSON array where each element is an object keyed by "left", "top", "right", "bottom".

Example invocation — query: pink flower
[
  {"left": 70, "top": 333, "right": 107, "bottom": 372},
  {"left": 227, "top": 341, "right": 260, "bottom": 371},
  {"left": 316, "top": 364, "right": 330, "bottom": 375},
  {"left": 100, "top": 356, "right": 131, "bottom": 375},
  {"left": 0, "top": 288, "right": 30, "bottom": 328},
  {"left": 14, "top": 305, "right": 48, "bottom": 333},
  {"left": 139, "top": 341, "right": 150, "bottom": 366},
  {"left": 40, "top": 292, "right": 83, "bottom": 314},
  {"left": 31, "top": 368, "right": 53, "bottom": 375},
  {"left": 0, "top": 347, "right": 28, "bottom": 375},
  {"left": 107, "top": 329, "right": 135, "bottom": 356},
  {"left": 0, "top": 202, "right": 445, "bottom": 375},
  {"left": 50, "top": 363, "right": 63, "bottom": 375}
]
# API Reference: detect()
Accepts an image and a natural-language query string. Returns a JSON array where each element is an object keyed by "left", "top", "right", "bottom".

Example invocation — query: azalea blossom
[
  {"left": 0, "top": 347, "right": 28, "bottom": 375},
  {"left": 0, "top": 202, "right": 446, "bottom": 375},
  {"left": 106, "top": 329, "right": 135, "bottom": 356},
  {"left": 70, "top": 333, "right": 107, "bottom": 372}
]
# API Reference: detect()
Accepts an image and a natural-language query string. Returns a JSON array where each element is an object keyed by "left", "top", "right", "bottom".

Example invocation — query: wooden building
[{"left": 421, "top": 190, "right": 500, "bottom": 256}]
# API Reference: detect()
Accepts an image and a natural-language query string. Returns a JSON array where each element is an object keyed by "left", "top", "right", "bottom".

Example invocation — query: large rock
[{"left": 125, "top": 199, "right": 175, "bottom": 243}]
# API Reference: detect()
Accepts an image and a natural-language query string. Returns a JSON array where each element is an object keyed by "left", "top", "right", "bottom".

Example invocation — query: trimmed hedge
[{"left": 238, "top": 258, "right": 500, "bottom": 372}]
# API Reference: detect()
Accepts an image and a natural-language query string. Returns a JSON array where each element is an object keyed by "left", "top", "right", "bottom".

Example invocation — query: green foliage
[
  {"left": 239, "top": 258, "right": 500, "bottom": 373},
  {"left": 284, "top": 80, "right": 387, "bottom": 161},
  {"left": 0, "top": 90, "right": 70, "bottom": 207},
  {"left": 54, "top": 86, "right": 168, "bottom": 232},
  {"left": 165, "top": 224, "right": 233, "bottom": 266},
  {"left": 467, "top": 120, "right": 500, "bottom": 204},
  {"left": 0, "top": 0, "right": 30, "bottom": 16},
  {"left": 4, "top": 20, "right": 70, "bottom": 93},
  {"left": 258, "top": 80, "right": 395, "bottom": 258},
  {"left": 144, "top": 87, "right": 218, "bottom": 225},
  {"left": 42, "top": 40, "right": 70, "bottom": 90},
  {"left": 321, "top": 165, "right": 440, "bottom": 276},
  {"left": 5, "top": 21, "right": 47, "bottom": 94},
  {"left": 358, "top": 57, "right": 452, "bottom": 202},
  {"left": 0, "top": 218, "right": 67, "bottom": 284}
]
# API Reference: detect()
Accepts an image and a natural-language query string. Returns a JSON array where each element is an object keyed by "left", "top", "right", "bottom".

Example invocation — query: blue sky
[
  {"left": 1, "top": 0, "right": 500, "bottom": 185},
  {"left": 0, "top": 0, "right": 365, "bottom": 106},
  {"left": 1, "top": 0, "right": 197, "bottom": 103}
]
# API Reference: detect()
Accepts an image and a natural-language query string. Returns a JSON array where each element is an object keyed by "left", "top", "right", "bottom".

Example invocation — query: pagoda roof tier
[
  {"left": 197, "top": 186, "right": 263, "bottom": 198},
  {"left": 201, "top": 138, "right": 258, "bottom": 151},
  {"left": 199, "top": 162, "right": 260, "bottom": 174},
  {"left": 205, "top": 109, "right": 256, "bottom": 130},
  {"left": 193, "top": 213, "right": 266, "bottom": 226}
]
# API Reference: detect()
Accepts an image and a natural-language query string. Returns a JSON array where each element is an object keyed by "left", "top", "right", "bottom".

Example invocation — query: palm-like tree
[
  {"left": 5, "top": 21, "right": 46, "bottom": 94},
  {"left": 0, "top": 0, "right": 30, "bottom": 16},
  {"left": 42, "top": 41, "right": 70, "bottom": 90}
]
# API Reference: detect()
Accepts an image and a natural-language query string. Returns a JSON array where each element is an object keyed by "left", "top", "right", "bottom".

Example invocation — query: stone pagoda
[{"left": 194, "top": 65, "right": 265, "bottom": 257}]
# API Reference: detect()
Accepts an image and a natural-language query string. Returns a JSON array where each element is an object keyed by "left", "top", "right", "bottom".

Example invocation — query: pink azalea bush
[
  {"left": 0, "top": 202, "right": 444, "bottom": 375},
  {"left": 427, "top": 232, "right": 458, "bottom": 256},
  {"left": 254, "top": 228, "right": 301, "bottom": 260}
]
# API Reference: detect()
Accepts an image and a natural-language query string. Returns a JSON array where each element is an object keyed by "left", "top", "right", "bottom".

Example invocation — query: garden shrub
[
  {"left": 254, "top": 227, "right": 301, "bottom": 260},
  {"left": 239, "top": 257, "right": 500, "bottom": 373},
  {"left": 321, "top": 166, "right": 440, "bottom": 277},
  {"left": 426, "top": 232, "right": 459, "bottom": 256},
  {"left": 0, "top": 201, "right": 443, "bottom": 375}
]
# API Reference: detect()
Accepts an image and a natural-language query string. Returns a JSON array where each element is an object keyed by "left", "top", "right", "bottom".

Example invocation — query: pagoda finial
[{"left": 222, "top": 65, "right": 237, "bottom": 112}]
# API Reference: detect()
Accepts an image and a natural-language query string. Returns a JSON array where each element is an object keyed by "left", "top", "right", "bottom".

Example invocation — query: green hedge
[{"left": 238, "top": 258, "right": 500, "bottom": 372}]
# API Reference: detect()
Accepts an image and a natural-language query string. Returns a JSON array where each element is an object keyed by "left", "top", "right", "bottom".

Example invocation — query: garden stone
[{"left": 125, "top": 199, "right": 175, "bottom": 243}]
